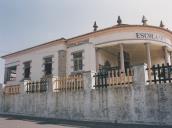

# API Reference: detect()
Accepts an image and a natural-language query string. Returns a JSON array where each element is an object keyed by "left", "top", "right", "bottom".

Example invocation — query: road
[{"left": 0, "top": 114, "right": 171, "bottom": 128}]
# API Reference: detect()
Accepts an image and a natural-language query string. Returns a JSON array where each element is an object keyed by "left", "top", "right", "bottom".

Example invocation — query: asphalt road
[{"left": 0, "top": 114, "right": 171, "bottom": 128}]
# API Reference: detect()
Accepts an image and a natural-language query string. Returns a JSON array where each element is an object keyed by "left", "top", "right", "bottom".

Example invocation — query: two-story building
[{"left": 2, "top": 16, "right": 172, "bottom": 88}]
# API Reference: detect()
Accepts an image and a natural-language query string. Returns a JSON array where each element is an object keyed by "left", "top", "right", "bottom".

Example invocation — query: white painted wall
[
  {"left": 4, "top": 26, "right": 172, "bottom": 86},
  {"left": 5, "top": 43, "right": 66, "bottom": 86},
  {"left": 90, "top": 28, "right": 172, "bottom": 68},
  {"left": 90, "top": 29, "right": 172, "bottom": 48},
  {"left": 4, "top": 42, "right": 97, "bottom": 86},
  {"left": 66, "top": 42, "right": 96, "bottom": 75}
]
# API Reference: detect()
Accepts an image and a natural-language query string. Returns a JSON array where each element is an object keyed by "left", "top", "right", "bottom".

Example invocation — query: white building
[{"left": 2, "top": 16, "right": 172, "bottom": 88}]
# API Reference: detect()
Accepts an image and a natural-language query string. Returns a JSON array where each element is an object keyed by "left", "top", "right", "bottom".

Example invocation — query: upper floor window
[
  {"left": 23, "top": 61, "right": 31, "bottom": 79},
  {"left": 73, "top": 51, "right": 83, "bottom": 71},
  {"left": 7, "top": 66, "right": 17, "bottom": 81},
  {"left": 44, "top": 57, "right": 52, "bottom": 75}
]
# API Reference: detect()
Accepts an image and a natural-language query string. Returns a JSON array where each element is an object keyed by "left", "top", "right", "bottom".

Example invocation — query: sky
[{"left": 0, "top": 0, "right": 172, "bottom": 83}]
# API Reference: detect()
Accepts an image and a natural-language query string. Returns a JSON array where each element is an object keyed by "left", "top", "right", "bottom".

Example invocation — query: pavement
[{"left": 0, "top": 114, "right": 172, "bottom": 128}]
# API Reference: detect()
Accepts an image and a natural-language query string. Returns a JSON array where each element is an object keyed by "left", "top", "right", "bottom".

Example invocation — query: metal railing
[
  {"left": 94, "top": 67, "right": 133, "bottom": 88},
  {"left": 147, "top": 63, "right": 172, "bottom": 84}
]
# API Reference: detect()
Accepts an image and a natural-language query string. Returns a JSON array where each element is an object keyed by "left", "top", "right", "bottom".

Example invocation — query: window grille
[
  {"left": 23, "top": 61, "right": 31, "bottom": 79},
  {"left": 147, "top": 63, "right": 172, "bottom": 84},
  {"left": 7, "top": 66, "right": 17, "bottom": 81},
  {"left": 43, "top": 57, "right": 52, "bottom": 75}
]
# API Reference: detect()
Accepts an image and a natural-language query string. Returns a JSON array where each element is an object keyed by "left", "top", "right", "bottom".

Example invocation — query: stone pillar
[
  {"left": 132, "top": 64, "right": 147, "bottom": 121},
  {"left": 83, "top": 71, "right": 95, "bottom": 91},
  {"left": 133, "top": 64, "right": 148, "bottom": 85},
  {"left": 119, "top": 44, "right": 125, "bottom": 73},
  {"left": 163, "top": 46, "right": 170, "bottom": 64},
  {"left": 82, "top": 71, "right": 95, "bottom": 119},
  {"left": 47, "top": 77, "right": 53, "bottom": 93},
  {"left": 22, "top": 80, "right": 29, "bottom": 94},
  {"left": 145, "top": 43, "right": 152, "bottom": 82},
  {"left": 58, "top": 50, "right": 66, "bottom": 76},
  {"left": 145, "top": 43, "right": 152, "bottom": 69}
]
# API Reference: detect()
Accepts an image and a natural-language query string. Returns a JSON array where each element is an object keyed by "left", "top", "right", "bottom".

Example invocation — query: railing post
[
  {"left": 46, "top": 77, "right": 55, "bottom": 93},
  {"left": 83, "top": 71, "right": 95, "bottom": 91},
  {"left": 132, "top": 64, "right": 148, "bottom": 122},
  {"left": 133, "top": 63, "right": 148, "bottom": 85},
  {"left": 23, "top": 80, "right": 30, "bottom": 94}
]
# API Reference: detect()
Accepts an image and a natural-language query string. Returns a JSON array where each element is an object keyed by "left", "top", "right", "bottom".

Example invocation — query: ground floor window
[
  {"left": 23, "top": 61, "right": 31, "bottom": 79},
  {"left": 7, "top": 66, "right": 17, "bottom": 81},
  {"left": 73, "top": 51, "right": 83, "bottom": 71},
  {"left": 43, "top": 57, "right": 52, "bottom": 76}
]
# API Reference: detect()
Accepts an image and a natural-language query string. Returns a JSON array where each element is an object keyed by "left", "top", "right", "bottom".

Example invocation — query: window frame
[
  {"left": 43, "top": 56, "right": 53, "bottom": 76},
  {"left": 23, "top": 61, "right": 31, "bottom": 79},
  {"left": 6, "top": 66, "right": 17, "bottom": 81},
  {"left": 72, "top": 51, "right": 83, "bottom": 72}
]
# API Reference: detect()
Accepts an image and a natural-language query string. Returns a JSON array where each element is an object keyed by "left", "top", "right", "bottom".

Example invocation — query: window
[
  {"left": 73, "top": 52, "right": 83, "bottom": 71},
  {"left": 44, "top": 57, "right": 52, "bottom": 75},
  {"left": 7, "top": 66, "right": 17, "bottom": 81},
  {"left": 23, "top": 61, "right": 31, "bottom": 79}
]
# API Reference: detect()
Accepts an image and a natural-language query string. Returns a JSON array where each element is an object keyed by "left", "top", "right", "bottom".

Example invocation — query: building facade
[{"left": 2, "top": 17, "right": 172, "bottom": 87}]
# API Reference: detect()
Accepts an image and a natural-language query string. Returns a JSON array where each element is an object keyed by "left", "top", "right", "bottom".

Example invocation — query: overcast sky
[{"left": 0, "top": 0, "right": 172, "bottom": 83}]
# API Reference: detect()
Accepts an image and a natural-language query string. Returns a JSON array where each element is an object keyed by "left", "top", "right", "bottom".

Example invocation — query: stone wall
[{"left": 0, "top": 65, "right": 172, "bottom": 125}]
